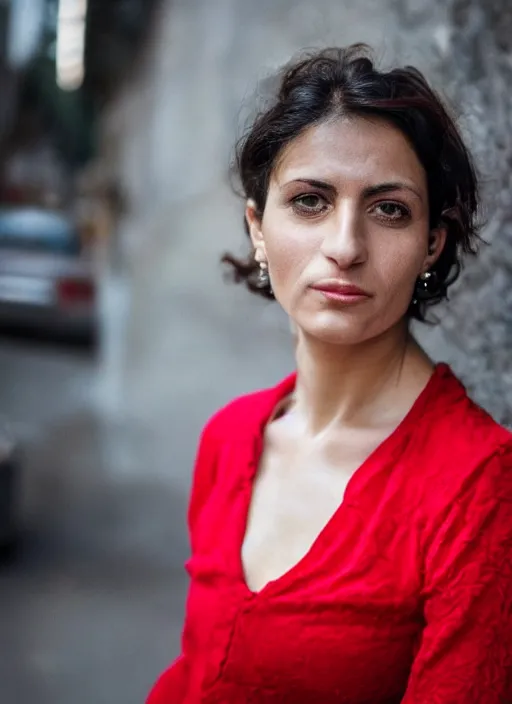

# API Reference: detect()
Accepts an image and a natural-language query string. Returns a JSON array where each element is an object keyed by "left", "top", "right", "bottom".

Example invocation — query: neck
[{"left": 291, "top": 322, "right": 432, "bottom": 436}]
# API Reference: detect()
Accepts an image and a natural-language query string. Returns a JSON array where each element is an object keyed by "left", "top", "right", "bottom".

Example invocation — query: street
[{"left": 0, "top": 335, "right": 192, "bottom": 703}]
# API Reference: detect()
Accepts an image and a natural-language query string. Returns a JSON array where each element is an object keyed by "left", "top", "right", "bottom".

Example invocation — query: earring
[
  {"left": 412, "top": 271, "right": 436, "bottom": 306},
  {"left": 412, "top": 270, "right": 437, "bottom": 305},
  {"left": 256, "top": 262, "right": 272, "bottom": 292}
]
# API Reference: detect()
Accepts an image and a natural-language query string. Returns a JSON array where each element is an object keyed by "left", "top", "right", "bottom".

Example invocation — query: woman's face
[{"left": 246, "top": 117, "right": 446, "bottom": 345}]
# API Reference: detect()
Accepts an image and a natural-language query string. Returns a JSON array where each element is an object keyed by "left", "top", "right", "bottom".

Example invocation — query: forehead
[{"left": 272, "top": 116, "right": 426, "bottom": 190}]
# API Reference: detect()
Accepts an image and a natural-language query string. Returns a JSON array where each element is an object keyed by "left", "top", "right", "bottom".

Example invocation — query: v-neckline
[{"left": 237, "top": 363, "right": 448, "bottom": 598}]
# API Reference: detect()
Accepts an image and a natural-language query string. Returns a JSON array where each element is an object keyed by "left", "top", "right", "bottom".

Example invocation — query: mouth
[{"left": 310, "top": 281, "right": 371, "bottom": 303}]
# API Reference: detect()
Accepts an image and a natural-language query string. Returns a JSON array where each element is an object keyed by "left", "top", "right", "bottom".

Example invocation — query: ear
[
  {"left": 423, "top": 226, "right": 447, "bottom": 271},
  {"left": 245, "top": 199, "right": 266, "bottom": 263}
]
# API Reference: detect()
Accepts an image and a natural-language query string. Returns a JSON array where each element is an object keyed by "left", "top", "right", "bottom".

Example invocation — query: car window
[{"left": 0, "top": 208, "right": 80, "bottom": 255}]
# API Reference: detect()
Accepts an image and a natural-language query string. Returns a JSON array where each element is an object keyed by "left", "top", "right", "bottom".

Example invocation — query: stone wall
[{"left": 407, "top": 0, "right": 512, "bottom": 425}]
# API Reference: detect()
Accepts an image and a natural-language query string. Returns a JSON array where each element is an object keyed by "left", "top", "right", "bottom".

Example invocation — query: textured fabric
[{"left": 147, "top": 364, "right": 512, "bottom": 703}]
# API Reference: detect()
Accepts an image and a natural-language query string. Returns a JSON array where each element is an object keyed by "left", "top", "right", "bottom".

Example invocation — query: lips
[{"left": 310, "top": 281, "right": 370, "bottom": 297}]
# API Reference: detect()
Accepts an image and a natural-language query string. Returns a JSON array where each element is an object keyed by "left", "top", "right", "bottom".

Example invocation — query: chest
[
  {"left": 240, "top": 427, "right": 389, "bottom": 593},
  {"left": 186, "top": 435, "right": 426, "bottom": 702}
]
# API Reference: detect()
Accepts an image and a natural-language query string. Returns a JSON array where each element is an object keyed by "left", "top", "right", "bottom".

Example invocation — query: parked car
[
  {"left": 0, "top": 420, "right": 20, "bottom": 556},
  {"left": 0, "top": 206, "right": 99, "bottom": 344}
]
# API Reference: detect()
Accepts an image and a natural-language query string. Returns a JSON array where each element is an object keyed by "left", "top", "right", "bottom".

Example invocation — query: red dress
[{"left": 147, "top": 364, "right": 512, "bottom": 703}]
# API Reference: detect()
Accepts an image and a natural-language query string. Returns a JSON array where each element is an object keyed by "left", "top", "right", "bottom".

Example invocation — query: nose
[{"left": 319, "top": 201, "right": 367, "bottom": 269}]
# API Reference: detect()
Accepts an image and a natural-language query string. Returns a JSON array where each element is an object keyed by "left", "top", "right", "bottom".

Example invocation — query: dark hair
[{"left": 222, "top": 44, "right": 481, "bottom": 322}]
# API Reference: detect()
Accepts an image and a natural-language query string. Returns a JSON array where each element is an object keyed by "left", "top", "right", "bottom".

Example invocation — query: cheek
[
  {"left": 264, "top": 220, "right": 319, "bottom": 287},
  {"left": 373, "top": 243, "right": 424, "bottom": 302}
]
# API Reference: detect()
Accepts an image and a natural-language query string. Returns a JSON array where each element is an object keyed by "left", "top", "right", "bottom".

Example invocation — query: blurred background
[{"left": 0, "top": 0, "right": 510, "bottom": 702}]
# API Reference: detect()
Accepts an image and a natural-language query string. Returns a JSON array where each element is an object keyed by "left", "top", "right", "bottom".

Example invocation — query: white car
[{"left": 0, "top": 207, "right": 99, "bottom": 344}]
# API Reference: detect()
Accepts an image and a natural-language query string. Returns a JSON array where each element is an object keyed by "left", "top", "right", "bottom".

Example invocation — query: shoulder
[
  {"left": 412, "top": 368, "right": 512, "bottom": 568},
  {"left": 187, "top": 374, "right": 295, "bottom": 533},
  {"left": 421, "top": 363, "right": 510, "bottom": 458},
  {"left": 417, "top": 364, "right": 512, "bottom": 511},
  {"left": 200, "top": 372, "right": 296, "bottom": 445}
]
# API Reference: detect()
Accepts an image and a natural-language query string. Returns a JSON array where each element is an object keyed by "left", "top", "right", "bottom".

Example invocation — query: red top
[{"left": 147, "top": 364, "right": 512, "bottom": 703}]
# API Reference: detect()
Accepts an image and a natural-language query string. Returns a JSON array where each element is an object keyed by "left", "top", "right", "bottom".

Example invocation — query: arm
[
  {"left": 402, "top": 441, "right": 512, "bottom": 703},
  {"left": 146, "top": 418, "right": 220, "bottom": 704}
]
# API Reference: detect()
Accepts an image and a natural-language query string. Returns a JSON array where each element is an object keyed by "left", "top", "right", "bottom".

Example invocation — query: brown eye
[
  {"left": 292, "top": 193, "right": 328, "bottom": 215},
  {"left": 371, "top": 201, "right": 410, "bottom": 222}
]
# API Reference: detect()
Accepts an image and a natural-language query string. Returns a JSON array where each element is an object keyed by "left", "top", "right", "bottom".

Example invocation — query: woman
[{"left": 148, "top": 45, "right": 512, "bottom": 703}]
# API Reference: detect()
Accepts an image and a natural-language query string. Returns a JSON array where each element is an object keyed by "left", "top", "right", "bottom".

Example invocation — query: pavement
[{"left": 0, "top": 337, "right": 190, "bottom": 704}]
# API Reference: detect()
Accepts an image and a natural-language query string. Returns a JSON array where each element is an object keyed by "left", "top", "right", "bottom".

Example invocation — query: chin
[{"left": 295, "top": 310, "right": 380, "bottom": 346}]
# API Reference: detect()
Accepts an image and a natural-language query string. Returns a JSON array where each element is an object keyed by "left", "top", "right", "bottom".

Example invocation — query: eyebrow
[{"left": 286, "top": 178, "right": 423, "bottom": 201}]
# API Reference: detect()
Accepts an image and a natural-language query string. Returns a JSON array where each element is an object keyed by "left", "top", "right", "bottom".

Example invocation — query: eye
[
  {"left": 370, "top": 201, "right": 411, "bottom": 223},
  {"left": 291, "top": 193, "right": 328, "bottom": 216}
]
